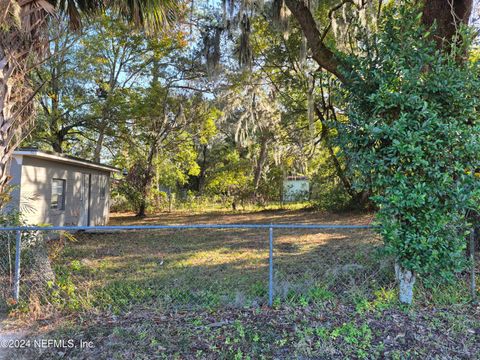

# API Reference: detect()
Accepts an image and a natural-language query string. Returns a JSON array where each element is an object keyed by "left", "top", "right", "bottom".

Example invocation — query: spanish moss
[
  {"left": 239, "top": 13, "right": 252, "bottom": 68},
  {"left": 202, "top": 26, "right": 223, "bottom": 76},
  {"left": 307, "top": 74, "right": 315, "bottom": 141},
  {"left": 272, "top": 0, "right": 290, "bottom": 38}
]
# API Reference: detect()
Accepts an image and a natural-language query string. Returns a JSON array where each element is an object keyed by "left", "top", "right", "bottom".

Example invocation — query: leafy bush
[
  {"left": 339, "top": 4, "right": 480, "bottom": 285},
  {"left": 310, "top": 176, "right": 352, "bottom": 211},
  {"left": 110, "top": 194, "right": 135, "bottom": 212}
]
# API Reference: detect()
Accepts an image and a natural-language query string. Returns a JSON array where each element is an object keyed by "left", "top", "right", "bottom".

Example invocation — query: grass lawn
[{"left": 2, "top": 209, "right": 479, "bottom": 359}]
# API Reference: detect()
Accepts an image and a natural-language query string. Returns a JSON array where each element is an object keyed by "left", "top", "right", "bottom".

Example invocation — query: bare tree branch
[{"left": 284, "top": 0, "right": 349, "bottom": 83}]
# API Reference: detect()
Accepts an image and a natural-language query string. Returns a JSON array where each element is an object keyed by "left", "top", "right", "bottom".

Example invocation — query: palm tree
[{"left": 0, "top": 0, "right": 179, "bottom": 201}]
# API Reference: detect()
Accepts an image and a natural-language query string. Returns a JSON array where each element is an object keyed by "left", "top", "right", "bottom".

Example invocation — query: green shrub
[{"left": 339, "top": 3, "right": 480, "bottom": 288}]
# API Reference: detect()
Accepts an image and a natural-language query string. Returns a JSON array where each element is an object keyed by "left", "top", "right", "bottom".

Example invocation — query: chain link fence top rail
[{"left": 0, "top": 223, "right": 477, "bottom": 316}]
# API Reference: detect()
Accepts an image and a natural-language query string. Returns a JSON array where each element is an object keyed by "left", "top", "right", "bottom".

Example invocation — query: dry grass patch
[{"left": 42, "top": 210, "right": 384, "bottom": 313}]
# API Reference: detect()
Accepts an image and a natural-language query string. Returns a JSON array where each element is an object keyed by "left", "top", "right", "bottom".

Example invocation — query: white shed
[
  {"left": 282, "top": 176, "right": 310, "bottom": 202},
  {"left": 5, "top": 149, "right": 119, "bottom": 226}
]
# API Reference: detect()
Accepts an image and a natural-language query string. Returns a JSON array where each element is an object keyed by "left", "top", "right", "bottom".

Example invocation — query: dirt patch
[
  {"left": 9, "top": 303, "right": 480, "bottom": 359},
  {"left": 0, "top": 316, "right": 29, "bottom": 360}
]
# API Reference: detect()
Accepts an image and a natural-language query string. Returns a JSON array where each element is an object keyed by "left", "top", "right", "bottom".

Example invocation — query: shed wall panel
[{"left": 19, "top": 157, "right": 111, "bottom": 226}]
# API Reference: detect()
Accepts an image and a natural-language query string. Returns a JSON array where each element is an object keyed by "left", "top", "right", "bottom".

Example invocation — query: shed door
[{"left": 79, "top": 173, "right": 90, "bottom": 226}]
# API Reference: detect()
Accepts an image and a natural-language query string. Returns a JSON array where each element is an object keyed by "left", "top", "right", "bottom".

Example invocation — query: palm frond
[
  {"left": 111, "top": 0, "right": 181, "bottom": 33},
  {"left": 51, "top": 0, "right": 181, "bottom": 32},
  {"left": 53, "top": 0, "right": 98, "bottom": 30}
]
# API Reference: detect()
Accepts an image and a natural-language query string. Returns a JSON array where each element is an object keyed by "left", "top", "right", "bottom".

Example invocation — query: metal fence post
[
  {"left": 268, "top": 227, "right": 274, "bottom": 307},
  {"left": 470, "top": 230, "right": 477, "bottom": 303},
  {"left": 13, "top": 230, "right": 22, "bottom": 302}
]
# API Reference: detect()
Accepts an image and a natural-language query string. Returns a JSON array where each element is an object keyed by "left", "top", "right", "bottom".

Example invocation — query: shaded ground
[
  {"left": 47, "top": 209, "right": 383, "bottom": 312},
  {"left": 108, "top": 208, "right": 375, "bottom": 226},
  {"left": 1, "top": 209, "right": 479, "bottom": 359}
]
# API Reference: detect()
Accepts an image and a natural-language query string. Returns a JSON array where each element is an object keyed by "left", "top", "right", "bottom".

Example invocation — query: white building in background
[{"left": 282, "top": 176, "right": 310, "bottom": 202}]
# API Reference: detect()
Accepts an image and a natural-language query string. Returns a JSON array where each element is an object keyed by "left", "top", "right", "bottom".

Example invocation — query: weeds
[{"left": 2, "top": 211, "right": 478, "bottom": 359}]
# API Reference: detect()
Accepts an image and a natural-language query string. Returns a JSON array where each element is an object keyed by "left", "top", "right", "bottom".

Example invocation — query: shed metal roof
[
  {"left": 285, "top": 175, "right": 308, "bottom": 181},
  {"left": 13, "top": 149, "right": 120, "bottom": 173}
]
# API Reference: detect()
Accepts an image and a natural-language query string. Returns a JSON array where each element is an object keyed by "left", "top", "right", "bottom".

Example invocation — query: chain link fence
[
  {"left": 0, "top": 224, "right": 478, "bottom": 316},
  {"left": 0, "top": 229, "right": 59, "bottom": 314}
]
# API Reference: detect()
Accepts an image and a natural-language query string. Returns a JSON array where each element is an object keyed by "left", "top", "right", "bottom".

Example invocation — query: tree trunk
[
  {"left": 52, "top": 134, "right": 64, "bottom": 153},
  {"left": 168, "top": 191, "right": 173, "bottom": 213},
  {"left": 325, "top": 143, "right": 355, "bottom": 195},
  {"left": 136, "top": 139, "right": 157, "bottom": 217},
  {"left": 137, "top": 200, "right": 147, "bottom": 218},
  {"left": 0, "top": 2, "right": 55, "bottom": 200},
  {"left": 1, "top": 32, "right": 55, "bottom": 296},
  {"left": 93, "top": 123, "right": 107, "bottom": 163},
  {"left": 314, "top": 104, "right": 372, "bottom": 207},
  {"left": 0, "top": 45, "right": 25, "bottom": 203},
  {"left": 253, "top": 138, "right": 268, "bottom": 197},
  {"left": 395, "top": 262, "right": 416, "bottom": 304},
  {"left": 197, "top": 145, "right": 208, "bottom": 194},
  {"left": 422, "top": 0, "right": 472, "bottom": 48}
]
